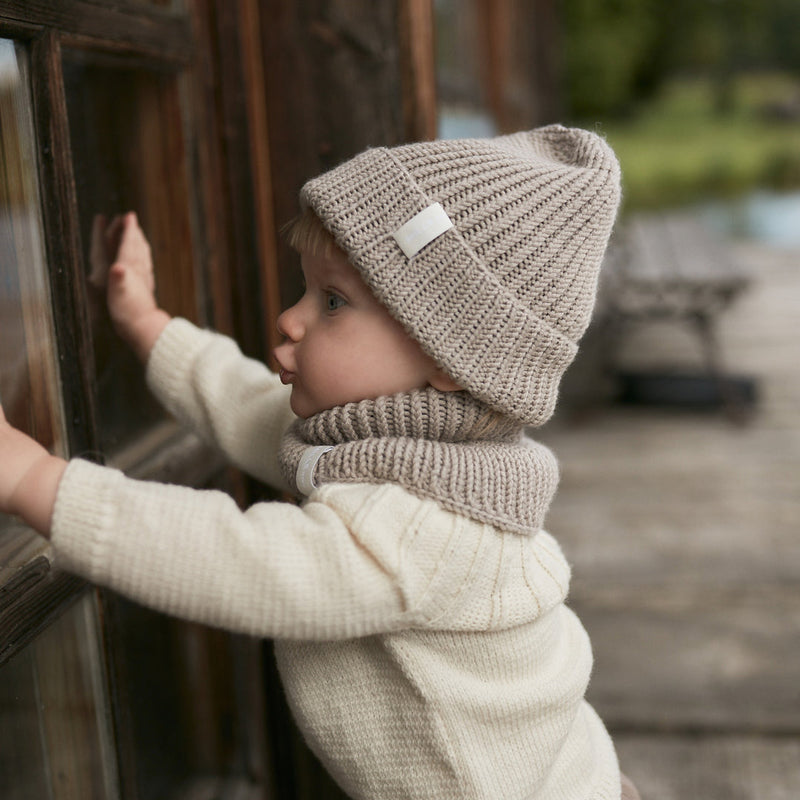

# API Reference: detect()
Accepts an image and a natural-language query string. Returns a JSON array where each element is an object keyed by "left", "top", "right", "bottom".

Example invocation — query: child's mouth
[{"left": 279, "top": 368, "right": 295, "bottom": 385}]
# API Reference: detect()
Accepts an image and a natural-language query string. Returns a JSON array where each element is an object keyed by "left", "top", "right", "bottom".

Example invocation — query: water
[
  {"left": 438, "top": 107, "right": 496, "bottom": 140},
  {"left": 694, "top": 190, "right": 800, "bottom": 249}
]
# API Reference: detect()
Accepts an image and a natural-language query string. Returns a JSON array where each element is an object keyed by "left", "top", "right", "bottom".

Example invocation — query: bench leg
[{"left": 692, "top": 312, "right": 753, "bottom": 423}]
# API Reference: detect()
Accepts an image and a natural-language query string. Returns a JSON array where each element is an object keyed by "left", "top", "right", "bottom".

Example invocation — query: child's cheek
[{"left": 301, "top": 337, "right": 341, "bottom": 399}]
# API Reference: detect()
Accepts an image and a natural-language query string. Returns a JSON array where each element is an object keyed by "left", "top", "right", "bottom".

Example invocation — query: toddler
[{"left": 0, "top": 126, "right": 639, "bottom": 799}]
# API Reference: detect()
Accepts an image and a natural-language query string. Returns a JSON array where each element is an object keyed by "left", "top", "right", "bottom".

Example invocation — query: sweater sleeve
[
  {"left": 51, "top": 459, "right": 419, "bottom": 640},
  {"left": 145, "top": 318, "right": 296, "bottom": 491}
]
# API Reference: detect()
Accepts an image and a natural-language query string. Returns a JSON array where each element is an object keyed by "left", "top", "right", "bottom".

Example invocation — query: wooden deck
[{"left": 537, "top": 237, "right": 800, "bottom": 799}]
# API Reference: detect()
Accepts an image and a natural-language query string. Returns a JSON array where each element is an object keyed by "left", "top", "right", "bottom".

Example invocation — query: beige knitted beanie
[{"left": 300, "top": 125, "right": 621, "bottom": 426}]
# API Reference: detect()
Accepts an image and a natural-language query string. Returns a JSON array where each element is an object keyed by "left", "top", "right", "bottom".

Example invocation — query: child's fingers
[
  {"left": 107, "top": 259, "right": 154, "bottom": 302},
  {"left": 115, "top": 215, "right": 153, "bottom": 279},
  {"left": 116, "top": 214, "right": 145, "bottom": 257},
  {"left": 107, "top": 262, "right": 129, "bottom": 286},
  {"left": 105, "top": 214, "right": 127, "bottom": 258}
]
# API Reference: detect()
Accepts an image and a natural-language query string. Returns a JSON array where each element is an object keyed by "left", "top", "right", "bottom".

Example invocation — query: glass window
[
  {"left": 0, "top": 593, "right": 118, "bottom": 800},
  {"left": 62, "top": 50, "right": 202, "bottom": 458},
  {"left": 0, "top": 39, "right": 66, "bottom": 568}
]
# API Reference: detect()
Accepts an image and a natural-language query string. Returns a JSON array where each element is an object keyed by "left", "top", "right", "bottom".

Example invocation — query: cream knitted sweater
[{"left": 51, "top": 319, "right": 620, "bottom": 800}]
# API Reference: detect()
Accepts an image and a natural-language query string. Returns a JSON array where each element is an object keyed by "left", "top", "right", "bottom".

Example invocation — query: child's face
[{"left": 274, "top": 249, "right": 455, "bottom": 418}]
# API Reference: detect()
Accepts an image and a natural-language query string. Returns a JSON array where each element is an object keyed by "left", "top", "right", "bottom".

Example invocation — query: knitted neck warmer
[{"left": 279, "top": 388, "right": 559, "bottom": 535}]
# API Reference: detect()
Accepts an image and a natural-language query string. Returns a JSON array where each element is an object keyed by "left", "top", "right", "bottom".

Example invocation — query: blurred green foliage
[
  {"left": 599, "top": 74, "right": 800, "bottom": 209},
  {"left": 561, "top": 0, "right": 800, "bottom": 208},
  {"left": 561, "top": 0, "right": 667, "bottom": 118},
  {"left": 561, "top": 0, "right": 800, "bottom": 117}
]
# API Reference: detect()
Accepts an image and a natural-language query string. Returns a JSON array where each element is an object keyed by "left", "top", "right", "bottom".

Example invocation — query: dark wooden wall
[{"left": 258, "top": 0, "right": 436, "bottom": 323}]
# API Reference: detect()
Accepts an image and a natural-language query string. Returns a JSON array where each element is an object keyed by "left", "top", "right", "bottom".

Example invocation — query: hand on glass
[{"left": 89, "top": 211, "right": 171, "bottom": 363}]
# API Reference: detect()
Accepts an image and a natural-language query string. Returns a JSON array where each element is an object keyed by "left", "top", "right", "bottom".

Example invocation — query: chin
[
  {"left": 290, "top": 401, "right": 311, "bottom": 419},
  {"left": 289, "top": 393, "right": 327, "bottom": 420}
]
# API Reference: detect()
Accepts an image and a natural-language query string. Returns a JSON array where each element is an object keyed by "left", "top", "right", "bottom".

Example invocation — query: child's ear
[{"left": 429, "top": 368, "right": 462, "bottom": 393}]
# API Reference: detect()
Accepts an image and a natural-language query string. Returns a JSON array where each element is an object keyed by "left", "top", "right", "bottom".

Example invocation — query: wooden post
[
  {"left": 398, "top": 0, "right": 438, "bottom": 142},
  {"left": 476, "top": 0, "right": 562, "bottom": 132},
  {"left": 238, "top": 0, "right": 284, "bottom": 361},
  {"left": 259, "top": 0, "right": 436, "bottom": 312}
]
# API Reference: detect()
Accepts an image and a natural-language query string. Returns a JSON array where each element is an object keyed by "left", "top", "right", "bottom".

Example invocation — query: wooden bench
[{"left": 597, "top": 212, "right": 755, "bottom": 418}]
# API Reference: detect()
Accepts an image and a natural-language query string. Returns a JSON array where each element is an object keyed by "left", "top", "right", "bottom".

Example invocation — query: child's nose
[{"left": 276, "top": 301, "right": 305, "bottom": 343}]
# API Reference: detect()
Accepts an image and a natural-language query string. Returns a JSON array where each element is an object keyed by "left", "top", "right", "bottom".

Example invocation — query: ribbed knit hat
[{"left": 300, "top": 125, "right": 621, "bottom": 426}]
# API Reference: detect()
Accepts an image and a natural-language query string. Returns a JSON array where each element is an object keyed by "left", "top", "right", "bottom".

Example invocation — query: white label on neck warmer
[
  {"left": 392, "top": 203, "right": 453, "bottom": 259},
  {"left": 296, "top": 445, "right": 333, "bottom": 496}
]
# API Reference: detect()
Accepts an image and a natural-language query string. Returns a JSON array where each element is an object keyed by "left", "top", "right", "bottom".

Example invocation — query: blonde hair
[{"left": 282, "top": 207, "right": 341, "bottom": 258}]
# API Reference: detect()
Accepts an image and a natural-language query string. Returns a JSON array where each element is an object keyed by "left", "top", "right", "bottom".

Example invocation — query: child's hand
[
  {"left": 105, "top": 212, "right": 156, "bottom": 329},
  {"left": 0, "top": 403, "right": 66, "bottom": 537},
  {"left": 93, "top": 212, "right": 171, "bottom": 363}
]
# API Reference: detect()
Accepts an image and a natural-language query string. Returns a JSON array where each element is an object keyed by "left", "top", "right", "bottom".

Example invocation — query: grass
[{"left": 584, "top": 73, "right": 800, "bottom": 211}]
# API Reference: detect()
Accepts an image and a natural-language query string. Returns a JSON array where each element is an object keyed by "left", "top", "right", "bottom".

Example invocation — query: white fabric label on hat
[
  {"left": 296, "top": 445, "right": 334, "bottom": 496},
  {"left": 392, "top": 202, "right": 454, "bottom": 259}
]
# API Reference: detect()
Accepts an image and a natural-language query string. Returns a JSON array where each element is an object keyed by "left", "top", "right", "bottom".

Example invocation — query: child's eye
[{"left": 325, "top": 291, "right": 346, "bottom": 312}]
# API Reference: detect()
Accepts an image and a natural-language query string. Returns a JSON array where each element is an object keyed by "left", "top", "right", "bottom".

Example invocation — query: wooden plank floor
[{"left": 537, "top": 238, "right": 800, "bottom": 799}]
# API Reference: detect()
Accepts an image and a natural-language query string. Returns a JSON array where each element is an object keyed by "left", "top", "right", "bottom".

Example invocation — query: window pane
[
  {"left": 62, "top": 51, "right": 201, "bottom": 457},
  {"left": 0, "top": 40, "right": 63, "bottom": 446},
  {"left": 105, "top": 594, "right": 270, "bottom": 799},
  {"left": 0, "top": 593, "right": 118, "bottom": 800},
  {"left": 0, "top": 641, "right": 51, "bottom": 800},
  {"left": 0, "top": 40, "right": 65, "bottom": 564}
]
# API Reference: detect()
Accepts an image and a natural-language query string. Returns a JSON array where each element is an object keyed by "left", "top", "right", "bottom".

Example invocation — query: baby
[{"left": 0, "top": 126, "right": 639, "bottom": 799}]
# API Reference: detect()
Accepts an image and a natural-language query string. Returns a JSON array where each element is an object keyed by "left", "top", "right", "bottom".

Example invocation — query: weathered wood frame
[{"left": 0, "top": 5, "right": 277, "bottom": 796}]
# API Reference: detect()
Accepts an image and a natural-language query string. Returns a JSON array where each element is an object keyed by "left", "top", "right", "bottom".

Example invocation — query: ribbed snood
[{"left": 279, "top": 388, "right": 559, "bottom": 535}]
